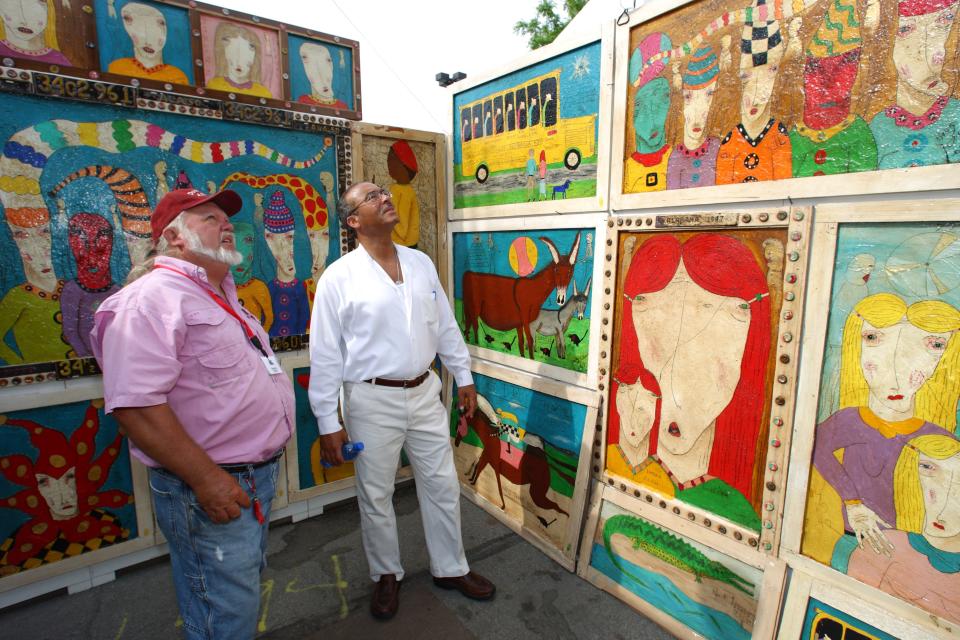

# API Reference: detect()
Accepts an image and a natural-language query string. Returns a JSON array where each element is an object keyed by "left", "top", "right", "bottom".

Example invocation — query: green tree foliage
[{"left": 514, "top": 0, "right": 588, "bottom": 50}]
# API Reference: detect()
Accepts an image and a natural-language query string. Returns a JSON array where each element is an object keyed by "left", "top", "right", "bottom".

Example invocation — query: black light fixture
[{"left": 435, "top": 71, "right": 467, "bottom": 88}]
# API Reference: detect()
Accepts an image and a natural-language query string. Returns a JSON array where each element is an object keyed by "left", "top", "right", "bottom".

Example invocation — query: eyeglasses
[{"left": 346, "top": 187, "right": 392, "bottom": 216}]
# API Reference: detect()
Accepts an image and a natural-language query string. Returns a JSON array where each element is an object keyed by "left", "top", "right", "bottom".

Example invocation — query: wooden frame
[
  {"left": 446, "top": 23, "right": 613, "bottom": 220},
  {"left": 577, "top": 482, "right": 787, "bottom": 640},
  {"left": 350, "top": 122, "right": 448, "bottom": 286},
  {"left": 609, "top": 0, "right": 960, "bottom": 212},
  {"left": 447, "top": 212, "right": 608, "bottom": 388},
  {"left": 778, "top": 567, "right": 957, "bottom": 640},
  {"left": 0, "top": 382, "right": 156, "bottom": 595},
  {"left": 594, "top": 206, "right": 812, "bottom": 555},
  {"left": 779, "top": 196, "right": 960, "bottom": 635},
  {"left": 446, "top": 359, "right": 599, "bottom": 570}
]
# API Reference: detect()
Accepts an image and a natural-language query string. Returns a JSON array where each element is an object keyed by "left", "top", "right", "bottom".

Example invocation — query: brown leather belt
[{"left": 364, "top": 371, "right": 430, "bottom": 389}]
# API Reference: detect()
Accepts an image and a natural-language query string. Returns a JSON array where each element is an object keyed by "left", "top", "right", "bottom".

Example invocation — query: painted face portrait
[
  {"left": 919, "top": 450, "right": 960, "bottom": 539},
  {"left": 633, "top": 77, "right": 671, "bottom": 153},
  {"left": 121, "top": 2, "right": 167, "bottom": 67},
  {"left": 616, "top": 381, "right": 658, "bottom": 448},
  {"left": 223, "top": 32, "right": 256, "bottom": 84},
  {"left": 0, "top": 0, "right": 49, "bottom": 50},
  {"left": 738, "top": 44, "right": 784, "bottom": 124},
  {"left": 803, "top": 50, "right": 861, "bottom": 129},
  {"left": 300, "top": 42, "right": 334, "bottom": 97},
  {"left": 10, "top": 221, "right": 54, "bottom": 286},
  {"left": 682, "top": 85, "right": 715, "bottom": 145},
  {"left": 859, "top": 319, "right": 951, "bottom": 415},
  {"left": 230, "top": 222, "right": 255, "bottom": 285},
  {"left": 307, "top": 227, "right": 329, "bottom": 279},
  {"left": 893, "top": 1, "right": 959, "bottom": 97},
  {"left": 67, "top": 213, "right": 113, "bottom": 288},
  {"left": 631, "top": 261, "right": 751, "bottom": 455},
  {"left": 35, "top": 466, "right": 78, "bottom": 520},
  {"left": 265, "top": 230, "right": 295, "bottom": 280}
]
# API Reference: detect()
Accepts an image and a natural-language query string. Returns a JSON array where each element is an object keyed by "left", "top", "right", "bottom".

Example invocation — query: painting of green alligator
[{"left": 602, "top": 514, "right": 755, "bottom": 596}]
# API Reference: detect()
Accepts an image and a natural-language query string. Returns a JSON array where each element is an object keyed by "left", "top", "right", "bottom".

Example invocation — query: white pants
[{"left": 344, "top": 370, "right": 470, "bottom": 582}]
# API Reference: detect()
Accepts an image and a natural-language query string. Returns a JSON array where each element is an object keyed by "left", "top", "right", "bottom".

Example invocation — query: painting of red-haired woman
[{"left": 607, "top": 232, "right": 781, "bottom": 531}]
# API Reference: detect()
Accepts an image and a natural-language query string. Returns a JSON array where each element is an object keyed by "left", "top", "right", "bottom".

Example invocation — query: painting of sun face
[
  {"left": 606, "top": 229, "right": 787, "bottom": 533},
  {"left": 803, "top": 221, "right": 960, "bottom": 625},
  {"left": 618, "top": 0, "right": 960, "bottom": 199}
]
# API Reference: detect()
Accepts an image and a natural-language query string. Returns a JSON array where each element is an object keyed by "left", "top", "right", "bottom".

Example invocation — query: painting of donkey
[
  {"left": 533, "top": 277, "right": 590, "bottom": 359},
  {"left": 462, "top": 232, "right": 581, "bottom": 359}
]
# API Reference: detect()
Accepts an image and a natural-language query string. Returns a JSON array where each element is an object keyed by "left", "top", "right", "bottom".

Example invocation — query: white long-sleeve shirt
[{"left": 308, "top": 243, "right": 473, "bottom": 435}]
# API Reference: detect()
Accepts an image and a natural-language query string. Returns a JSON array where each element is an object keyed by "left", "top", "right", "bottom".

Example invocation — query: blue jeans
[{"left": 149, "top": 461, "right": 279, "bottom": 640}]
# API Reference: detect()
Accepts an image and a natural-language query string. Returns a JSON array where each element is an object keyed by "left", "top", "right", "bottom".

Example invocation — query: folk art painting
[
  {"left": 0, "top": 0, "right": 95, "bottom": 70},
  {"left": 449, "top": 365, "right": 595, "bottom": 566},
  {"left": 358, "top": 134, "right": 440, "bottom": 267},
  {"left": 95, "top": 0, "right": 194, "bottom": 85},
  {"left": 290, "top": 366, "right": 356, "bottom": 494},
  {"left": 800, "top": 599, "right": 897, "bottom": 640},
  {"left": 451, "top": 40, "right": 602, "bottom": 209},
  {"left": 605, "top": 227, "right": 789, "bottom": 535},
  {"left": 199, "top": 14, "right": 282, "bottom": 100},
  {"left": 0, "top": 91, "right": 342, "bottom": 373},
  {"left": 586, "top": 493, "right": 762, "bottom": 640},
  {"left": 451, "top": 226, "right": 595, "bottom": 381},
  {"left": 801, "top": 221, "right": 960, "bottom": 624},
  {"left": 0, "top": 400, "right": 138, "bottom": 577},
  {"left": 620, "top": 0, "right": 960, "bottom": 196},
  {"left": 288, "top": 34, "right": 355, "bottom": 112}
]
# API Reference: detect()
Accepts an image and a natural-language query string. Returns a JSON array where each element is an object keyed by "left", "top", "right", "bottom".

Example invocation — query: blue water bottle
[{"left": 321, "top": 441, "right": 364, "bottom": 467}]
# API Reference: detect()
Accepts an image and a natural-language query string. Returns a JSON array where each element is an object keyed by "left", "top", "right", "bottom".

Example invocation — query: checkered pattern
[
  {"left": 0, "top": 510, "right": 129, "bottom": 574},
  {"left": 741, "top": 19, "right": 783, "bottom": 67}
]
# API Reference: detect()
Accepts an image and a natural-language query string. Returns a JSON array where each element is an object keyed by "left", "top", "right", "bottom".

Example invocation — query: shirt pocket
[
  {"left": 197, "top": 342, "right": 248, "bottom": 387},
  {"left": 181, "top": 307, "right": 230, "bottom": 356},
  {"left": 417, "top": 292, "right": 438, "bottom": 329}
]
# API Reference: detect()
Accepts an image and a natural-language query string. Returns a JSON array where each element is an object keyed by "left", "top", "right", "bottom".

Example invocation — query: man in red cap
[{"left": 89, "top": 188, "right": 295, "bottom": 640}]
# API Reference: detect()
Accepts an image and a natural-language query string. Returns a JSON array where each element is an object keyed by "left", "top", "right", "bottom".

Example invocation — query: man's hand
[
  {"left": 192, "top": 468, "right": 251, "bottom": 524},
  {"left": 319, "top": 428, "right": 349, "bottom": 466},
  {"left": 458, "top": 384, "right": 477, "bottom": 419}
]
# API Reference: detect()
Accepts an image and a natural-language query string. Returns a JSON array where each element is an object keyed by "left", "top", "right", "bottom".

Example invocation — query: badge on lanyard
[{"left": 261, "top": 354, "right": 283, "bottom": 375}]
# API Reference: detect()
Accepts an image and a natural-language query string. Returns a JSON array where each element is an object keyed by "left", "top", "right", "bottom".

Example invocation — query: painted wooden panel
[
  {"left": 612, "top": 0, "right": 960, "bottom": 208},
  {"left": 579, "top": 486, "right": 777, "bottom": 640},
  {"left": 799, "top": 599, "right": 898, "bottom": 640},
  {"left": 0, "top": 91, "right": 344, "bottom": 381},
  {"left": 595, "top": 209, "right": 811, "bottom": 553},
  {"left": 0, "top": 400, "right": 143, "bottom": 578},
  {"left": 448, "top": 27, "right": 612, "bottom": 218},
  {"left": 800, "top": 220, "right": 960, "bottom": 625},
  {"left": 448, "top": 361, "right": 597, "bottom": 569},
  {"left": 450, "top": 219, "right": 601, "bottom": 387},
  {"left": 0, "top": 0, "right": 97, "bottom": 71}
]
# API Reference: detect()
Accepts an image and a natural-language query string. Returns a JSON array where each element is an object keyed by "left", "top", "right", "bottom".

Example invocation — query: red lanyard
[{"left": 154, "top": 264, "right": 270, "bottom": 358}]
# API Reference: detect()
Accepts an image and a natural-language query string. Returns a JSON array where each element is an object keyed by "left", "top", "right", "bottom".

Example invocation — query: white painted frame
[
  {"left": 445, "top": 359, "right": 600, "bottom": 571},
  {"left": 447, "top": 212, "right": 608, "bottom": 389},
  {"left": 446, "top": 23, "right": 614, "bottom": 220},
  {"left": 593, "top": 206, "right": 812, "bottom": 555},
  {"left": 778, "top": 198, "right": 960, "bottom": 637},
  {"left": 577, "top": 482, "right": 787, "bottom": 640},
  {"left": 609, "top": 0, "right": 960, "bottom": 211}
]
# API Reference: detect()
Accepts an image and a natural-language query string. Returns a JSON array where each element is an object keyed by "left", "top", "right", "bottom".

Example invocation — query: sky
[{"left": 214, "top": 0, "right": 547, "bottom": 133}]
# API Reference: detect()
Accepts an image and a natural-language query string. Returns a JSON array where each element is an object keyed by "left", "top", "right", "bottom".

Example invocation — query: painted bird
[
  {"left": 568, "top": 331, "right": 587, "bottom": 346},
  {"left": 501, "top": 335, "right": 517, "bottom": 350}
]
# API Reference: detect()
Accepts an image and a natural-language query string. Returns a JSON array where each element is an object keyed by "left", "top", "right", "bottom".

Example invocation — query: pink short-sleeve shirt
[{"left": 90, "top": 256, "right": 294, "bottom": 467}]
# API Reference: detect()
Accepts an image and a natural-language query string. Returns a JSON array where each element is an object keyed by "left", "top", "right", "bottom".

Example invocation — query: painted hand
[
  {"left": 458, "top": 384, "right": 477, "bottom": 419},
  {"left": 319, "top": 429, "right": 349, "bottom": 466},
  {"left": 846, "top": 503, "right": 894, "bottom": 557},
  {"left": 193, "top": 468, "right": 251, "bottom": 524}
]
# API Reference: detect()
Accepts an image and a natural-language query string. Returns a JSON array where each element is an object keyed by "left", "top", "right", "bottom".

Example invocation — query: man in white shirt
[{"left": 308, "top": 182, "right": 495, "bottom": 620}]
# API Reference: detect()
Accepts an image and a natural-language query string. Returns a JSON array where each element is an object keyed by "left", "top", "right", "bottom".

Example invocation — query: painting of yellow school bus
[{"left": 453, "top": 42, "right": 601, "bottom": 209}]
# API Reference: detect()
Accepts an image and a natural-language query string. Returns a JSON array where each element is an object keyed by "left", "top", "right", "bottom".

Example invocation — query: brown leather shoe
[
  {"left": 432, "top": 571, "right": 496, "bottom": 600},
  {"left": 370, "top": 574, "right": 401, "bottom": 620}
]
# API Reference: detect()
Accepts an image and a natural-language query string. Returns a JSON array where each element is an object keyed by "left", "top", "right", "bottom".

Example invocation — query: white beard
[{"left": 180, "top": 226, "right": 243, "bottom": 266}]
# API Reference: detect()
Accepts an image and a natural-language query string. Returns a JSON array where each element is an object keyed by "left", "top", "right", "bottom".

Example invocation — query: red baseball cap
[{"left": 151, "top": 188, "right": 243, "bottom": 242}]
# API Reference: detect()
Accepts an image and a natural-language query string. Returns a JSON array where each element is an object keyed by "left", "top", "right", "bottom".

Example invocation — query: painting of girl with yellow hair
[
  {"left": 803, "top": 292, "right": 960, "bottom": 568},
  {"left": 845, "top": 434, "right": 960, "bottom": 622}
]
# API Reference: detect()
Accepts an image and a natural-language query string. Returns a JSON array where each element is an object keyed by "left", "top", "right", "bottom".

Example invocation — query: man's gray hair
[{"left": 336, "top": 183, "right": 358, "bottom": 233}]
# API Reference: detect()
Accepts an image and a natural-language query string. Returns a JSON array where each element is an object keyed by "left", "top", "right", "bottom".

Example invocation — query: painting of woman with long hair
[{"left": 609, "top": 233, "right": 773, "bottom": 530}]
